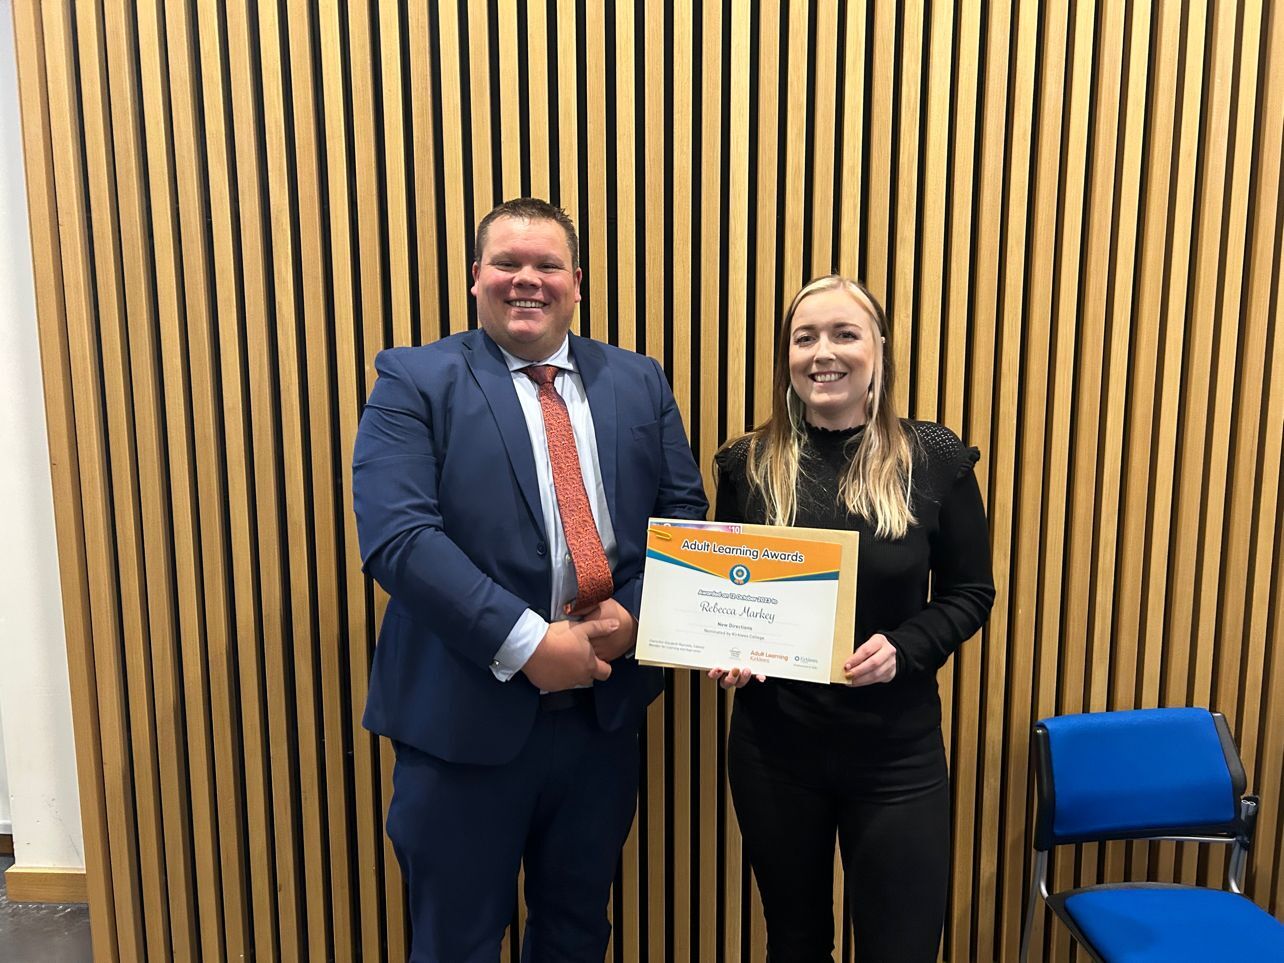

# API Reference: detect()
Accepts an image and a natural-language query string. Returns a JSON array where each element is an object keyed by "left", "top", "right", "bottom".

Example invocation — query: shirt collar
[{"left": 497, "top": 336, "right": 575, "bottom": 374}]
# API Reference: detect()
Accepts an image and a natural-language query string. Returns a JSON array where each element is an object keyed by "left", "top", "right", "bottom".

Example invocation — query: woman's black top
[{"left": 713, "top": 420, "right": 996, "bottom": 743}]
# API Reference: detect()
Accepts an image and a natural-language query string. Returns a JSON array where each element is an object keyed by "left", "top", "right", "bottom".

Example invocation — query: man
[{"left": 353, "top": 198, "right": 707, "bottom": 961}]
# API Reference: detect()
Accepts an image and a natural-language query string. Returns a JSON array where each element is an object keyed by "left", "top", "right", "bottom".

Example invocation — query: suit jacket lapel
[
  {"left": 464, "top": 330, "right": 546, "bottom": 538},
  {"left": 571, "top": 334, "right": 619, "bottom": 528}
]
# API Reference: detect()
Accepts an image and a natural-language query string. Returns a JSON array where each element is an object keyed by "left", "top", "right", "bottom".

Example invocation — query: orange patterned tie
[{"left": 523, "top": 365, "right": 614, "bottom": 610}]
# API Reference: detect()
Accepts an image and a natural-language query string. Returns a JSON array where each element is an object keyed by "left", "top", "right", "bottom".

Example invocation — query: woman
[{"left": 710, "top": 275, "right": 995, "bottom": 962}]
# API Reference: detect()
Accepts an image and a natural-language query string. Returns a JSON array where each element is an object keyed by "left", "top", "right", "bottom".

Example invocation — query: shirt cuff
[{"left": 490, "top": 608, "right": 549, "bottom": 681}]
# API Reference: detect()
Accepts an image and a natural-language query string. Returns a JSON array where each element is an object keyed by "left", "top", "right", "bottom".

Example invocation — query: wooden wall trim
[{"left": 4, "top": 866, "right": 89, "bottom": 905}]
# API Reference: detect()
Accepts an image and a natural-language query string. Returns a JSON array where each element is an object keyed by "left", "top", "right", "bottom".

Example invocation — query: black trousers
[{"left": 728, "top": 702, "right": 951, "bottom": 963}]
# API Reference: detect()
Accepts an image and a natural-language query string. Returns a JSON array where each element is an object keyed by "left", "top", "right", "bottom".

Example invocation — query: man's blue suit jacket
[{"left": 353, "top": 328, "right": 708, "bottom": 766}]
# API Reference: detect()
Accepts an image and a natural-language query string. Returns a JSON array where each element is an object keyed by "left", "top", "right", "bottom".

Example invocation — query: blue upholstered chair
[{"left": 1019, "top": 707, "right": 1284, "bottom": 962}]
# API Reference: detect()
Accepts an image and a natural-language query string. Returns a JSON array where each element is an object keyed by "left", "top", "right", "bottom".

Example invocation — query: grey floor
[{"left": 0, "top": 855, "right": 92, "bottom": 962}]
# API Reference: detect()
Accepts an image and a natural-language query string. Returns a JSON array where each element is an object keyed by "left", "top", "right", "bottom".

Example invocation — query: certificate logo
[{"left": 729, "top": 563, "right": 751, "bottom": 585}]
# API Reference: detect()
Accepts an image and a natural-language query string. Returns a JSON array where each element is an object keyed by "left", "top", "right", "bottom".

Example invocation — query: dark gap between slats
[
  {"left": 605, "top": 0, "right": 619, "bottom": 348},
  {"left": 575, "top": 0, "right": 591, "bottom": 335},
  {"left": 486, "top": 0, "right": 504, "bottom": 204},
  {"left": 771, "top": 0, "right": 789, "bottom": 324},
  {"left": 397, "top": 2, "right": 423, "bottom": 347},
  {"left": 517, "top": 1, "right": 532, "bottom": 198},
  {"left": 830, "top": 0, "right": 849, "bottom": 280},
  {"left": 800, "top": 0, "right": 817, "bottom": 280},
  {"left": 631, "top": 0, "right": 647, "bottom": 358}
]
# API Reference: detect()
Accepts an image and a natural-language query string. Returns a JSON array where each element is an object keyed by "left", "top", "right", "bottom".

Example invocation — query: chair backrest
[{"left": 1033, "top": 708, "right": 1246, "bottom": 851}]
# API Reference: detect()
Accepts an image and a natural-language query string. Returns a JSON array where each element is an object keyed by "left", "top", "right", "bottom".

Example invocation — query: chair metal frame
[{"left": 1019, "top": 709, "right": 1260, "bottom": 963}]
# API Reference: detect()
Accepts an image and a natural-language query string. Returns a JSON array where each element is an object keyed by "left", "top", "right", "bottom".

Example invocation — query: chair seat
[{"left": 1062, "top": 885, "right": 1284, "bottom": 962}]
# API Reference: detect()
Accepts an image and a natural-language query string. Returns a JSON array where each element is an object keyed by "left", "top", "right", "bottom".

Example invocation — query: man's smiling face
[{"left": 471, "top": 216, "right": 582, "bottom": 361}]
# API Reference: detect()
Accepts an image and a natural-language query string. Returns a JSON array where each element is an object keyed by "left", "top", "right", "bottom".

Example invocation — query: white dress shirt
[{"left": 489, "top": 336, "right": 618, "bottom": 681}]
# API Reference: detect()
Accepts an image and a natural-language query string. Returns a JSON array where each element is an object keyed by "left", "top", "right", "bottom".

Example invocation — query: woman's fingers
[{"left": 707, "top": 667, "right": 761, "bottom": 689}]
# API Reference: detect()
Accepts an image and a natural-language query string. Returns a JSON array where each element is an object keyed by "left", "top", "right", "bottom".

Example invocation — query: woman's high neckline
[{"left": 803, "top": 420, "right": 865, "bottom": 441}]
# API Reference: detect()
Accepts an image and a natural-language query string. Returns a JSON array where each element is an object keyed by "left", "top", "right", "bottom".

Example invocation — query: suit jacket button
[{"left": 536, "top": 543, "right": 547, "bottom": 556}]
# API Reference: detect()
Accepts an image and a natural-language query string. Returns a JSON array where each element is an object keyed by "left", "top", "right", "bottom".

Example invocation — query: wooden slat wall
[{"left": 12, "top": 1, "right": 1284, "bottom": 960}]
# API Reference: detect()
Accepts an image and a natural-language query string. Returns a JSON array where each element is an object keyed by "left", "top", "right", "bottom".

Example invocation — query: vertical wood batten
[
  {"left": 584, "top": 0, "right": 607, "bottom": 343},
  {"left": 525, "top": 0, "right": 550, "bottom": 199},
  {"left": 257, "top": 3, "right": 332, "bottom": 955},
  {"left": 1204, "top": 0, "right": 1268, "bottom": 894},
  {"left": 697, "top": 7, "right": 725, "bottom": 953},
  {"left": 998, "top": 0, "right": 1071, "bottom": 954},
  {"left": 378, "top": 3, "right": 415, "bottom": 351},
  {"left": 779, "top": 0, "right": 807, "bottom": 303},
  {"left": 100, "top": 3, "right": 200, "bottom": 955},
  {"left": 191, "top": 0, "right": 280, "bottom": 952},
  {"left": 224, "top": 2, "right": 308, "bottom": 953},
  {"left": 836, "top": 0, "right": 865, "bottom": 287},
  {"left": 315, "top": 3, "right": 386, "bottom": 958},
  {"left": 1258, "top": 150, "right": 1284, "bottom": 906},
  {"left": 1167, "top": 0, "right": 1239, "bottom": 890},
  {"left": 135, "top": 0, "right": 232, "bottom": 956},
  {"left": 408, "top": 1, "right": 443, "bottom": 340},
  {"left": 1039, "top": 0, "right": 1095, "bottom": 946},
  {"left": 891, "top": 0, "right": 922, "bottom": 410},
  {"left": 640, "top": 2, "right": 668, "bottom": 957},
  {"left": 751, "top": 0, "right": 780, "bottom": 429},
  {"left": 466, "top": 0, "right": 494, "bottom": 221},
  {"left": 433, "top": 0, "right": 470, "bottom": 333},
  {"left": 1187, "top": 19, "right": 1255, "bottom": 892},
  {"left": 808, "top": 1, "right": 839, "bottom": 278},
  {"left": 865, "top": 0, "right": 894, "bottom": 303},
  {"left": 1120, "top": 0, "right": 1181, "bottom": 724},
  {"left": 1101, "top": 4, "right": 1154, "bottom": 764},
  {"left": 161, "top": 0, "right": 253, "bottom": 947},
  {"left": 940, "top": 6, "right": 981, "bottom": 942},
  {"left": 1240, "top": 0, "right": 1284, "bottom": 909},
  {"left": 554, "top": 0, "right": 578, "bottom": 238},
  {"left": 977, "top": 0, "right": 1039, "bottom": 951},
  {"left": 1148, "top": 0, "right": 1210, "bottom": 892},
  {"left": 11, "top": 2, "right": 118, "bottom": 956},
  {"left": 71, "top": 1, "right": 173, "bottom": 956},
  {"left": 347, "top": 6, "right": 405, "bottom": 955},
  {"left": 286, "top": 2, "right": 356, "bottom": 954},
  {"left": 1208, "top": 0, "right": 1265, "bottom": 745},
  {"left": 495, "top": 0, "right": 521, "bottom": 200},
  {"left": 614, "top": 0, "right": 638, "bottom": 356}
]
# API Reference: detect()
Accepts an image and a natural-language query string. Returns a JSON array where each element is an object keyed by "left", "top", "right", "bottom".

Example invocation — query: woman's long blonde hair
[{"left": 732, "top": 275, "right": 915, "bottom": 539}]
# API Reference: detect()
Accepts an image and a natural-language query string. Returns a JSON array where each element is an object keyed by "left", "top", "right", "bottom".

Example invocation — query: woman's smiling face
[{"left": 787, "top": 288, "right": 880, "bottom": 431}]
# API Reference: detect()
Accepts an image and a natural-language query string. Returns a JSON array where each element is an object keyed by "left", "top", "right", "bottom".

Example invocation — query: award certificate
[{"left": 635, "top": 518, "right": 858, "bottom": 684}]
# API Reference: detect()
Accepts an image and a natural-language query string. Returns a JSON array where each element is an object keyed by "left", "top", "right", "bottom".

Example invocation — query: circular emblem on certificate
[{"left": 729, "top": 563, "right": 751, "bottom": 585}]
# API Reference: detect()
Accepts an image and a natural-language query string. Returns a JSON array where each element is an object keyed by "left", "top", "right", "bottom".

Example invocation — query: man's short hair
[{"left": 474, "top": 198, "right": 580, "bottom": 270}]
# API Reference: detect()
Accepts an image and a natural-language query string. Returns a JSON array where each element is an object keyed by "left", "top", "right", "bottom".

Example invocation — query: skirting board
[
  {"left": 4, "top": 866, "right": 87, "bottom": 904},
  {"left": 0, "top": 833, "right": 13, "bottom": 856}
]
